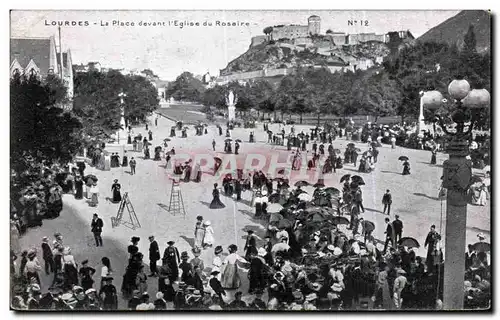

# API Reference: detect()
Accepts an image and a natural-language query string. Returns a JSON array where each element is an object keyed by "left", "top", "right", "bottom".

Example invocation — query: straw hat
[
  {"left": 203, "top": 220, "right": 211, "bottom": 226},
  {"left": 85, "top": 288, "right": 97, "bottom": 295},
  {"left": 214, "top": 246, "right": 223, "bottom": 255},
  {"left": 305, "top": 293, "right": 318, "bottom": 301},
  {"left": 333, "top": 247, "right": 343, "bottom": 256}
]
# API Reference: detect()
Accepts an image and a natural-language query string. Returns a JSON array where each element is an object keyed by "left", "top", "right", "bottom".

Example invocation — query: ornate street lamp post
[{"left": 421, "top": 79, "right": 490, "bottom": 310}]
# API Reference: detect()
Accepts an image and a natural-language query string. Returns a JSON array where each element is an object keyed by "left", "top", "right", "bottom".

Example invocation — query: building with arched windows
[{"left": 10, "top": 36, "right": 74, "bottom": 100}]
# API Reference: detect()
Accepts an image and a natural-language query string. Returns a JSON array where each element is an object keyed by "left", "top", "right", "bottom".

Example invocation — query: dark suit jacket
[
  {"left": 41, "top": 243, "right": 53, "bottom": 259},
  {"left": 392, "top": 219, "right": 403, "bottom": 233},
  {"left": 385, "top": 223, "right": 394, "bottom": 238},
  {"left": 149, "top": 241, "right": 160, "bottom": 261},
  {"left": 91, "top": 218, "right": 103, "bottom": 233},
  {"left": 209, "top": 277, "right": 225, "bottom": 296},
  {"left": 382, "top": 193, "right": 392, "bottom": 204}
]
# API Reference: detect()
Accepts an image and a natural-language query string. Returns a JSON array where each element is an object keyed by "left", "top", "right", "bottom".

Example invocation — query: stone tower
[{"left": 308, "top": 15, "right": 321, "bottom": 35}]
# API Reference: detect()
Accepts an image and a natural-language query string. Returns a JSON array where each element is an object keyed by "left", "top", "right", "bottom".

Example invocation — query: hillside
[
  {"left": 220, "top": 37, "right": 391, "bottom": 75},
  {"left": 418, "top": 10, "right": 491, "bottom": 53}
]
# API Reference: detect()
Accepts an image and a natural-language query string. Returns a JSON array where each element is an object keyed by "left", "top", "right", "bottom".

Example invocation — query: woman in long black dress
[
  {"left": 75, "top": 176, "right": 84, "bottom": 200},
  {"left": 209, "top": 183, "right": 225, "bottom": 209},
  {"left": 148, "top": 130, "right": 153, "bottom": 141},
  {"left": 144, "top": 147, "right": 150, "bottom": 160},
  {"left": 402, "top": 161, "right": 411, "bottom": 175},
  {"left": 111, "top": 179, "right": 122, "bottom": 203},
  {"left": 122, "top": 151, "right": 128, "bottom": 167},
  {"left": 79, "top": 259, "right": 96, "bottom": 291}
]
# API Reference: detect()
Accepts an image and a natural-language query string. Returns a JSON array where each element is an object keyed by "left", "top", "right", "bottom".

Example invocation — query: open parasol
[
  {"left": 398, "top": 156, "right": 409, "bottom": 161},
  {"left": 472, "top": 242, "right": 490, "bottom": 252},
  {"left": 235, "top": 139, "right": 242, "bottom": 143},
  {"left": 277, "top": 169, "right": 285, "bottom": 175},
  {"left": 163, "top": 138, "right": 171, "bottom": 142},
  {"left": 268, "top": 193, "right": 281, "bottom": 203},
  {"left": 340, "top": 174, "right": 351, "bottom": 183},
  {"left": 331, "top": 216, "right": 350, "bottom": 226},
  {"left": 277, "top": 218, "right": 293, "bottom": 229},
  {"left": 469, "top": 176, "right": 484, "bottom": 184},
  {"left": 313, "top": 181, "right": 325, "bottom": 188},
  {"left": 351, "top": 176, "right": 365, "bottom": 185},
  {"left": 294, "top": 180, "right": 310, "bottom": 187},
  {"left": 361, "top": 220, "right": 375, "bottom": 233},
  {"left": 84, "top": 174, "right": 98, "bottom": 182},
  {"left": 267, "top": 203, "right": 284, "bottom": 213},
  {"left": 225, "top": 138, "right": 232, "bottom": 142},
  {"left": 280, "top": 182, "right": 290, "bottom": 189},
  {"left": 323, "top": 187, "right": 341, "bottom": 197},
  {"left": 298, "top": 193, "right": 312, "bottom": 202},
  {"left": 398, "top": 237, "right": 420, "bottom": 248}
]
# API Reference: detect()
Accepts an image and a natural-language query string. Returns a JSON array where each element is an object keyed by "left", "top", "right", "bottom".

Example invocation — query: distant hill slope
[
  {"left": 418, "top": 10, "right": 491, "bottom": 53},
  {"left": 220, "top": 36, "right": 392, "bottom": 75}
]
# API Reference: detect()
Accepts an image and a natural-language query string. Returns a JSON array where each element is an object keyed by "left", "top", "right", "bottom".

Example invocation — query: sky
[{"left": 10, "top": 10, "right": 460, "bottom": 80}]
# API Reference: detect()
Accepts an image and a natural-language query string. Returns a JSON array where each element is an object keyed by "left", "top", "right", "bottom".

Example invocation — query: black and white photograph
[{"left": 9, "top": 9, "right": 491, "bottom": 311}]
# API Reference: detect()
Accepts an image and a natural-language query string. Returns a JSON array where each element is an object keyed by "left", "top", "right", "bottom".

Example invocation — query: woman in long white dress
[
  {"left": 203, "top": 221, "right": 215, "bottom": 248},
  {"left": 220, "top": 244, "right": 247, "bottom": 289},
  {"left": 90, "top": 183, "right": 99, "bottom": 207},
  {"left": 194, "top": 216, "right": 205, "bottom": 249},
  {"left": 478, "top": 183, "right": 488, "bottom": 206}
]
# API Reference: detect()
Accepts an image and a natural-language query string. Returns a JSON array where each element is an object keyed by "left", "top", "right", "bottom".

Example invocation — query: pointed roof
[{"left": 10, "top": 38, "right": 51, "bottom": 75}]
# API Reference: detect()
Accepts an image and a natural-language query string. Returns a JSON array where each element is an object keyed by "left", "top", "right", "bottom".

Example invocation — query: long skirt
[
  {"left": 221, "top": 263, "right": 240, "bottom": 289},
  {"left": 431, "top": 153, "right": 436, "bottom": 164},
  {"left": 112, "top": 190, "right": 122, "bottom": 203},
  {"left": 91, "top": 193, "right": 99, "bottom": 206},
  {"left": 194, "top": 229, "right": 205, "bottom": 248},
  {"left": 210, "top": 196, "right": 225, "bottom": 209},
  {"left": 75, "top": 186, "right": 83, "bottom": 199}
]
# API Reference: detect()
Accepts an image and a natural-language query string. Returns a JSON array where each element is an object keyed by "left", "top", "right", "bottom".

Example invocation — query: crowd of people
[{"left": 10, "top": 117, "right": 490, "bottom": 311}]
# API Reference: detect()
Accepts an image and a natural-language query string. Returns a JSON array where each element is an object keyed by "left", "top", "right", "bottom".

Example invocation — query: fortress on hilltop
[{"left": 251, "top": 15, "right": 413, "bottom": 47}]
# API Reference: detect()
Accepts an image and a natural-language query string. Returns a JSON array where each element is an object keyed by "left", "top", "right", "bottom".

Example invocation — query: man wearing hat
[
  {"left": 27, "top": 284, "right": 41, "bottom": 309},
  {"left": 154, "top": 291, "right": 167, "bottom": 310},
  {"left": 148, "top": 236, "right": 160, "bottom": 277},
  {"left": 79, "top": 259, "right": 96, "bottom": 291},
  {"left": 393, "top": 269, "right": 407, "bottom": 309},
  {"left": 244, "top": 230, "right": 258, "bottom": 261},
  {"left": 41, "top": 236, "right": 54, "bottom": 275},
  {"left": 85, "top": 288, "right": 101, "bottom": 310},
  {"left": 163, "top": 241, "right": 180, "bottom": 282},
  {"left": 228, "top": 291, "right": 248, "bottom": 310},
  {"left": 249, "top": 290, "right": 266, "bottom": 310},
  {"left": 99, "top": 277, "right": 117, "bottom": 310},
  {"left": 303, "top": 293, "right": 318, "bottom": 310},
  {"left": 248, "top": 248, "right": 266, "bottom": 294},
  {"left": 128, "top": 289, "right": 142, "bottom": 310},
  {"left": 91, "top": 213, "right": 104, "bottom": 247}
]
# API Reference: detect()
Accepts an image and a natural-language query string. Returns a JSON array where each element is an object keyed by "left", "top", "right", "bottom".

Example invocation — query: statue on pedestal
[{"left": 225, "top": 90, "right": 237, "bottom": 122}]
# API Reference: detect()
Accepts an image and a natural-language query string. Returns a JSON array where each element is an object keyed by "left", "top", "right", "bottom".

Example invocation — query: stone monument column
[
  {"left": 117, "top": 92, "right": 128, "bottom": 145},
  {"left": 226, "top": 90, "right": 237, "bottom": 122}
]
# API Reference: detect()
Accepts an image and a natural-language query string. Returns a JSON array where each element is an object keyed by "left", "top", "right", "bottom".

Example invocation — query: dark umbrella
[
  {"left": 331, "top": 216, "right": 350, "bottom": 226},
  {"left": 280, "top": 182, "right": 290, "bottom": 189},
  {"left": 278, "top": 219, "right": 293, "bottom": 229},
  {"left": 235, "top": 139, "right": 242, "bottom": 143},
  {"left": 347, "top": 143, "right": 355, "bottom": 148},
  {"left": 398, "top": 237, "right": 420, "bottom": 248},
  {"left": 84, "top": 174, "right": 98, "bottom": 182},
  {"left": 268, "top": 193, "right": 281, "bottom": 203},
  {"left": 163, "top": 138, "right": 171, "bottom": 142},
  {"left": 294, "top": 180, "right": 310, "bottom": 187},
  {"left": 398, "top": 156, "right": 409, "bottom": 161},
  {"left": 340, "top": 174, "right": 351, "bottom": 183},
  {"left": 351, "top": 176, "right": 365, "bottom": 185},
  {"left": 214, "top": 157, "right": 222, "bottom": 165},
  {"left": 324, "top": 187, "right": 341, "bottom": 197},
  {"left": 277, "top": 169, "right": 285, "bottom": 174},
  {"left": 472, "top": 242, "right": 490, "bottom": 252},
  {"left": 274, "top": 177, "right": 286, "bottom": 183},
  {"left": 225, "top": 138, "right": 232, "bottom": 142},
  {"left": 470, "top": 176, "right": 483, "bottom": 184},
  {"left": 362, "top": 220, "right": 376, "bottom": 233},
  {"left": 313, "top": 181, "right": 325, "bottom": 188}
]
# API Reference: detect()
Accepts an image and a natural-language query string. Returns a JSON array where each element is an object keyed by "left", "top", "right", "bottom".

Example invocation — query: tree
[
  {"left": 463, "top": 24, "right": 477, "bottom": 55},
  {"left": 73, "top": 69, "right": 159, "bottom": 143},
  {"left": 166, "top": 72, "right": 205, "bottom": 102},
  {"left": 263, "top": 26, "right": 274, "bottom": 40},
  {"left": 11, "top": 73, "right": 82, "bottom": 173}
]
